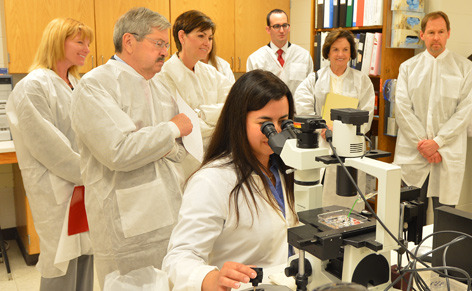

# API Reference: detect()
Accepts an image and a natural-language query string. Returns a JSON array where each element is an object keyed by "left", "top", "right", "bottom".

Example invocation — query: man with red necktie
[{"left": 247, "top": 9, "right": 313, "bottom": 95}]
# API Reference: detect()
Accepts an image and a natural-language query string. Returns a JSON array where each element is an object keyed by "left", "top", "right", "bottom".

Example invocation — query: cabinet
[
  {"left": 4, "top": 0, "right": 171, "bottom": 74},
  {"left": 94, "top": 0, "right": 170, "bottom": 66},
  {"left": 311, "top": 0, "right": 414, "bottom": 162},
  {"left": 170, "top": 0, "right": 290, "bottom": 73},
  {"left": 13, "top": 163, "right": 40, "bottom": 265},
  {"left": 4, "top": 0, "right": 96, "bottom": 73}
]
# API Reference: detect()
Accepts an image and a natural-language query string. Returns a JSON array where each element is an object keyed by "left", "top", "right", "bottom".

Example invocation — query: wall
[
  {"left": 0, "top": 0, "right": 15, "bottom": 229},
  {"left": 290, "top": 0, "right": 312, "bottom": 52},
  {"left": 0, "top": 0, "right": 6, "bottom": 68}
]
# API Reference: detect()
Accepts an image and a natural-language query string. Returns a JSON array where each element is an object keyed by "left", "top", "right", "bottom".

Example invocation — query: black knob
[
  {"left": 250, "top": 267, "right": 263, "bottom": 287},
  {"left": 284, "top": 259, "right": 298, "bottom": 277}
]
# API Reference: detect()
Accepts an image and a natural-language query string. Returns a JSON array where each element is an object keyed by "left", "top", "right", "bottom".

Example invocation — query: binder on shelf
[
  {"left": 356, "top": 0, "right": 364, "bottom": 27},
  {"left": 314, "top": 32, "right": 321, "bottom": 71},
  {"left": 322, "top": 93, "right": 359, "bottom": 127},
  {"left": 355, "top": 33, "right": 366, "bottom": 71},
  {"left": 320, "top": 32, "right": 330, "bottom": 68},
  {"left": 323, "top": 0, "right": 332, "bottom": 28},
  {"left": 350, "top": 33, "right": 360, "bottom": 68},
  {"left": 391, "top": 0, "right": 424, "bottom": 12},
  {"left": 361, "top": 32, "right": 374, "bottom": 75},
  {"left": 339, "top": 0, "right": 347, "bottom": 27},
  {"left": 369, "top": 32, "right": 382, "bottom": 76},
  {"left": 333, "top": 0, "right": 339, "bottom": 28},
  {"left": 316, "top": 0, "right": 324, "bottom": 29},
  {"left": 346, "top": 0, "right": 353, "bottom": 27},
  {"left": 364, "top": 0, "right": 383, "bottom": 26},
  {"left": 352, "top": 0, "right": 358, "bottom": 26}
]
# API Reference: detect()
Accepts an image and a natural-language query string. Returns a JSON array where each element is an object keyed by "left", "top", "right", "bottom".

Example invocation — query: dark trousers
[
  {"left": 40, "top": 255, "right": 94, "bottom": 291},
  {"left": 417, "top": 175, "right": 455, "bottom": 223}
]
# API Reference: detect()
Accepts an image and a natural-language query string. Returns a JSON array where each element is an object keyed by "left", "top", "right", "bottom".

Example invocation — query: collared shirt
[
  {"left": 269, "top": 41, "right": 289, "bottom": 60},
  {"left": 113, "top": 54, "right": 126, "bottom": 64}
]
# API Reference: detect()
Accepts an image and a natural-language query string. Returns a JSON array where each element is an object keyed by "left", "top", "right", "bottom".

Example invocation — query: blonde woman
[{"left": 7, "top": 18, "right": 94, "bottom": 290}]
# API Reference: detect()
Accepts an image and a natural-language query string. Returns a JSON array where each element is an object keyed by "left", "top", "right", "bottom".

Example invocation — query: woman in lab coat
[
  {"left": 6, "top": 18, "right": 94, "bottom": 290},
  {"left": 201, "top": 39, "right": 236, "bottom": 83},
  {"left": 294, "top": 29, "right": 375, "bottom": 212},
  {"left": 157, "top": 10, "right": 233, "bottom": 177},
  {"left": 163, "top": 70, "right": 298, "bottom": 291}
]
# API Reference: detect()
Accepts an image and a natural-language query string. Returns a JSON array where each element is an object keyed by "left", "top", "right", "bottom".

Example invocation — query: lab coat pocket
[
  {"left": 290, "top": 63, "right": 307, "bottom": 81},
  {"left": 116, "top": 180, "right": 175, "bottom": 238},
  {"left": 440, "top": 76, "right": 461, "bottom": 100},
  {"left": 49, "top": 174, "right": 75, "bottom": 205}
]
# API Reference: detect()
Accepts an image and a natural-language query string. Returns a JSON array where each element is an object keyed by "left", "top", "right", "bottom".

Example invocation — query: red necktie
[{"left": 277, "top": 49, "right": 284, "bottom": 67}]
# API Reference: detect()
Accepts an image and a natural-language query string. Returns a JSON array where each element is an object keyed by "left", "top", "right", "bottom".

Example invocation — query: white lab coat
[
  {"left": 70, "top": 59, "right": 186, "bottom": 287},
  {"left": 209, "top": 56, "right": 235, "bottom": 83},
  {"left": 294, "top": 66, "right": 375, "bottom": 211},
  {"left": 158, "top": 54, "right": 232, "bottom": 145},
  {"left": 157, "top": 54, "right": 233, "bottom": 176},
  {"left": 394, "top": 49, "right": 472, "bottom": 205},
  {"left": 247, "top": 42, "right": 313, "bottom": 95},
  {"left": 6, "top": 69, "right": 92, "bottom": 278},
  {"left": 162, "top": 157, "right": 298, "bottom": 291}
]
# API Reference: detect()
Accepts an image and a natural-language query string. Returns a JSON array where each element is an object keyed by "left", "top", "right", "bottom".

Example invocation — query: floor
[{"left": 0, "top": 239, "right": 100, "bottom": 291}]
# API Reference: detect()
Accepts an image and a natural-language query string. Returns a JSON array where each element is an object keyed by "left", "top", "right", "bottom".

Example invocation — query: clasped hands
[{"left": 417, "top": 139, "right": 442, "bottom": 163}]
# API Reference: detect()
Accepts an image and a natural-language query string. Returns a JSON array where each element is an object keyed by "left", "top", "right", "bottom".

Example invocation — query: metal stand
[{"left": 0, "top": 226, "right": 12, "bottom": 280}]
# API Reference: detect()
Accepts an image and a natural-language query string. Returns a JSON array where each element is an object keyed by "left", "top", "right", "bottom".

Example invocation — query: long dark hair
[{"left": 203, "top": 69, "right": 296, "bottom": 224}]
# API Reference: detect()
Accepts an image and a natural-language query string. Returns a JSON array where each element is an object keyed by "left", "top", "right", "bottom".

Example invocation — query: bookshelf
[{"left": 310, "top": 0, "right": 415, "bottom": 162}]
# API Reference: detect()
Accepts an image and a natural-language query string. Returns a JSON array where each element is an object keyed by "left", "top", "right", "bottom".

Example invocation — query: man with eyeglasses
[
  {"left": 70, "top": 7, "right": 192, "bottom": 288},
  {"left": 247, "top": 9, "right": 313, "bottom": 95}
]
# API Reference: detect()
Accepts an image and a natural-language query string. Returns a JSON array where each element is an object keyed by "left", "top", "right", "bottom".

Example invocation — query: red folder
[{"left": 68, "top": 186, "right": 89, "bottom": 236}]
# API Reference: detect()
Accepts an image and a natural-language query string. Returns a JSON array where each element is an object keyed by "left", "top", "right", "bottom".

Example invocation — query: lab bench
[{"left": 0, "top": 141, "right": 39, "bottom": 265}]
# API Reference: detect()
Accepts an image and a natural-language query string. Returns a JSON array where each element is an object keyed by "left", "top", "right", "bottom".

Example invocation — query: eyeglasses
[
  {"left": 130, "top": 33, "right": 170, "bottom": 50},
  {"left": 270, "top": 23, "right": 290, "bottom": 30}
]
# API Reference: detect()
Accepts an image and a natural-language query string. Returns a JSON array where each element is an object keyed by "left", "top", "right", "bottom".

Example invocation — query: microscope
[{"left": 261, "top": 109, "right": 403, "bottom": 290}]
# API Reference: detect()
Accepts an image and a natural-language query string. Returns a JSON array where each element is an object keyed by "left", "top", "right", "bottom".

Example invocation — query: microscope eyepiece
[
  {"left": 260, "top": 121, "right": 277, "bottom": 138},
  {"left": 281, "top": 119, "right": 295, "bottom": 130}
]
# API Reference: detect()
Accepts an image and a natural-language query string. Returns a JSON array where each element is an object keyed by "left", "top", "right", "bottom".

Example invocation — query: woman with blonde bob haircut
[{"left": 7, "top": 18, "right": 94, "bottom": 290}]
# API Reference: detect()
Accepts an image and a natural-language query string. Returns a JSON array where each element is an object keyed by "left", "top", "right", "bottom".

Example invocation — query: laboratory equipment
[
  {"left": 261, "top": 109, "right": 402, "bottom": 290},
  {"left": 432, "top": 206, "right": 472, "bottom": 281}
]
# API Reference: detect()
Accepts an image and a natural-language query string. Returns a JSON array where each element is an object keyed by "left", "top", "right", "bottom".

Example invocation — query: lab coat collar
[
  {"left": 424, "top": 48, "right": 449, "bottom": 61},
  {"left": 268, "top": 41, "right": 290, "bottom": 54},
  {"left": 41, "top": 68, "right": 78, "bottom": 90},
  {"left": 106, "top": 58, "right": 149, "bottom": 81},
  {"left": 329, "top": 65, "right": 349, "bottom": 80}
]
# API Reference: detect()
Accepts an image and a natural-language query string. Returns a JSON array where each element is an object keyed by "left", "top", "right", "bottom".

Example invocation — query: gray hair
[{"left": 113, "top": 7, "right": 170, "bottom": 53}]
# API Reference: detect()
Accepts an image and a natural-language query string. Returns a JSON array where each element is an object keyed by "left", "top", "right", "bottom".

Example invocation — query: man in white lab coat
[
  {"left": 246, "top": 9, "right": 313, "bottom": 95},
  {"left": 394, "top": 11, "right": 472, "bottom": 216},
  {"left": 70, "top": 7, "right": 192, "bottom": 287}
]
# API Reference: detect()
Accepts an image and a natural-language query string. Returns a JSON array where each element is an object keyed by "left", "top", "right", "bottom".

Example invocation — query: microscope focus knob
[
  {"left": 284, "top": 259, "right": 299, "bottom": 277},
  {"left": 284, "top": 258, "right": 313, "bottom": 277}
]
